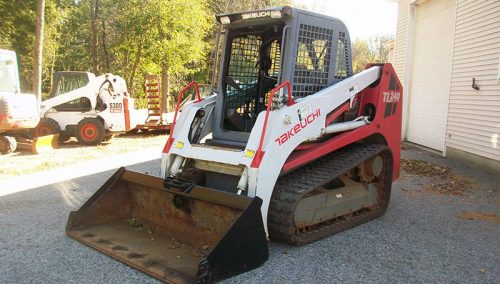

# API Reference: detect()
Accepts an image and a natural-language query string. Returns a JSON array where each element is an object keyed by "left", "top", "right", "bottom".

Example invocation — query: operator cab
[
  {"left": 211, "top": 7, "right": 352, "bottom": 147},
  {"left": 49, "top": 71, "right": 99, "bottom": 112},
  {"left": 0, "top": 50, "right": 20, "bottom": 94},
  {"left": 50, "top": 71, "right": 94, "bottom": 98},
  {"left": 222, "top": 24, "right": 284, "bottom": 133}
]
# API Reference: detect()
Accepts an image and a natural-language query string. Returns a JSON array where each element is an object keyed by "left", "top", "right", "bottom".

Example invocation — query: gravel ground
[
  {"left": 0, "top": 147, "right": 498, "bottom": 283},
  {"left": 0, "top": 131, "right": 167, "bottom": 179}
]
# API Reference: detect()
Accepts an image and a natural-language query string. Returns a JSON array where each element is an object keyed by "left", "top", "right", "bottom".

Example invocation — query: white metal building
[{"left": 394, "top": 0, "right": 500, "bottom": 172}]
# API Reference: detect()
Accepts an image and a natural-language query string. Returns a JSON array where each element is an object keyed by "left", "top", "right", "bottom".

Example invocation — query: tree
[
  {"left": 351, "top": 35, "right": 394, "bottom": 73},
  {"left": 152, "top": 0, "right": 210, "bottom": 110},
  {"left": 208, "top": 0, "right": 289, "bottom": 14},
  {"left": 93, "top": 0, "right": 211, "bottom": 109},
  {"left": 54, "top": 1, "right": 92, "bottom": 73},
  {"left": 0, "top": 0, "right": 67, "bottom": 94},
  {"left": 51, "top": 0, "right": 210, "bottom": 108},
  {"left": 0, "top": 0, "right": 291, "bottom": 103},
  {"left": 90, "top": 0, "right": 100, "bottom": 74},
  {"left": 33, "top": 0, "right": 45, "bottom": 99}
]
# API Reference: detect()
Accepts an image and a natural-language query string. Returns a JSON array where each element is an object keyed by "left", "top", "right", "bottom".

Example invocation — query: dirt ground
[{"left": 0, "top": 131, "right": 168, "bottom": 180}]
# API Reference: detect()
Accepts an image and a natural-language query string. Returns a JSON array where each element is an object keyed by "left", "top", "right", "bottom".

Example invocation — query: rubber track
[{"left": 268, "top": 143, "right": 392, "bottom": 245}]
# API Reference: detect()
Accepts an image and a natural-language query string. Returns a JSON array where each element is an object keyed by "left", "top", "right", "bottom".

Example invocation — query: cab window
[
  {"left": 0, "top": 53, "right": 19, "bottom": 93},
  {"left": 53, "top": 97, "right": 92, "bottom": 112},
  {"left": 51, "top": 74, "right": 89, "bottom": 97}
]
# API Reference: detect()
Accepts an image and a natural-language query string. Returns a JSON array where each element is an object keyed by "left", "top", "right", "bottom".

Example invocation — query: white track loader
[
  {"left": 66, "top": 7, "right": 403, "bottom": 283},
  {"left": 0, "top": 49, "right": 56, "bottom": 154}
]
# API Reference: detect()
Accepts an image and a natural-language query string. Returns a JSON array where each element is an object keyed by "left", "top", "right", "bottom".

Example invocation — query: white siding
[
  {"left": 394, "top": 0, "right": 410, "bottom": 84},
  {"left": 446, "top": 0, "right": 500, "bottom": 161},
  {"left": 394, "top": 0, "right": 411, "bottom": 140},
  {"left": 406, "top": 0, "right": 456, "bottom": 151}
]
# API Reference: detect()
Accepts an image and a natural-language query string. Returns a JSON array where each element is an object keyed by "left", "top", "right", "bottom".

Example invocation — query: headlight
[{"left": 220, "top": 16, "right": 230, "bottom": 25}]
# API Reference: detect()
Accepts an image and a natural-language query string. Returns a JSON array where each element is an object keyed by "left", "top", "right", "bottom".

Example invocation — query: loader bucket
[
  {"left": 16, "top": 134, "right": 59, "bottom": 154},
  {"left": 66, "top": 168, "right": 268, "bottom": 283}
]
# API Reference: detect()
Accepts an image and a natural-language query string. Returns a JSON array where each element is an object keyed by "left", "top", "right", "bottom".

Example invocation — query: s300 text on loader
[{"left": 66, "top": 6, "right": 403, "bottom": 283}]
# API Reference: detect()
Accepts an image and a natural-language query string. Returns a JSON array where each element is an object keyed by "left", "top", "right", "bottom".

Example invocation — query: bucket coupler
[{"left": 66, "top": 168, "right": 269, "bottom": 283}]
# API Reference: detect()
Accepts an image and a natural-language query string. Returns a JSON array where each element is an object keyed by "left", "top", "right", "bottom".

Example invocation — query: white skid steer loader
[
  {"left": 66, "top": 6, "right": 403, "bottom": 283},
  {"left": 35, "top": 72, "right": 147, "bottom": 145}
]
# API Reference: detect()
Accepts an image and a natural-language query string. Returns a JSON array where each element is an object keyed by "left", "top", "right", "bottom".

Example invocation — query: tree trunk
[
  {"left": 33, "top": 0, "right": 45, "bottom": 101},
  {"left": 49, "top": 41, "right": 57, "bottom": 90},
  {"left": 128, "top": 34, "right": 144, "bottom": 93},
  {"left": 90, "top": 0, "right": 100, "bottom": 74},
  {"left": 161, "top": 65, "right": 170, "bottom": 113},
  {"left": 101, "top": 20, "right": 110, "bottom": 73}
]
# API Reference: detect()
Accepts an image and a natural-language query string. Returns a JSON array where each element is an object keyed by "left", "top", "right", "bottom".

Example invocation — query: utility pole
[{"left": 33, "top": 0, "right": 45, "bottom": 101}]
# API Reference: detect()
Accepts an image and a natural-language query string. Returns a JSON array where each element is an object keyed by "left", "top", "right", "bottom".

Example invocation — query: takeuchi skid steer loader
[{"left": 66, "top": 6, "right": 403, "bottom": 283}]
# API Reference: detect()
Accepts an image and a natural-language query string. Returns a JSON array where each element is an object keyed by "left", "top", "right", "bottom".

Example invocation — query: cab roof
[{"left": 215, "top": 6, "right": 345, "bottom": 27}]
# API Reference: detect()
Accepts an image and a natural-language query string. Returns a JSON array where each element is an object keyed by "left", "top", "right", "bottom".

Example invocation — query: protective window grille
[
  {"left": 335, "top": 32, "right": 350, "bottom": 79},
  {"left": 269, "top": 40, "right": 281, "bottom": 77},
  {"left": 264, "top": 40, "right": 281, "bottom": 106},
  {"left": 225, "top": 35, "right": 262, "bottom": 114},
  {"left": 293, "top": 24, "right": 333, "bottom": 98}
]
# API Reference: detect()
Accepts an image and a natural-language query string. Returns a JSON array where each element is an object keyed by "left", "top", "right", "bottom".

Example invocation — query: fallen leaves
[
  {"left": 401, "top": 159, "right": 450, "bottom": 178},
  {"left": 456, "top": 211, "right": 500, "bottom": 223},
  {"left": 123, "top": 218, "right": 159, "bottom": 234},
  {"left": 400, "top": 143, "right": 417, "bottom": 151},
  {"left": 167, "top": 237, "right": 211, "bottom": 258},
  {"left": 125, "top": 217, "right": 142, "bottom": 228},
  {"left": 424, "top": 175, "right": 477, "bottom": 196},
  {"left": 192, "top": 245, "right": 212, "bottom": 258},
  {"left": 401, "top": 159, "right": 477, "bottom": 195}
]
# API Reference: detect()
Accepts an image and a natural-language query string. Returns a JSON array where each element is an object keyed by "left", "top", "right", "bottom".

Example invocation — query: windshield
[
  {"left": 0, "top": 53, "right": 19, "bottom": 93},
  {"left": 50, "top": 74, "right": 89, "bottom": 98},
  {"left": 223, "top": 25, "right": 283, "bottom": 132}
]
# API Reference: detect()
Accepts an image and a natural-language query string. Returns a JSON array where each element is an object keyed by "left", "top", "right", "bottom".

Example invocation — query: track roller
[{"left": 268, "top": 143, "right": 393, "bottom": 245}]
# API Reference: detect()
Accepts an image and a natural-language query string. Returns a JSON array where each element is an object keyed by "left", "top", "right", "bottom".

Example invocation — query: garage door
[{"left": 406, "top": 0, "right": 456, "bottom": 151}]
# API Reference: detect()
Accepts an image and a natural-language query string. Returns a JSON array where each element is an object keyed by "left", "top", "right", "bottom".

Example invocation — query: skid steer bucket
[
  {"left": 66, "top": 168, "right": 268, "bottom": 283},
  {"left": 16, "top": 134, "right": 59, "bottom": 154}
]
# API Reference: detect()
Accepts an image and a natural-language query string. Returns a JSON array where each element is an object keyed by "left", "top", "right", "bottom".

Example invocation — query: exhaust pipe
[{"left": 66, "top": 168, "right": 268, "bottom": 283}]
